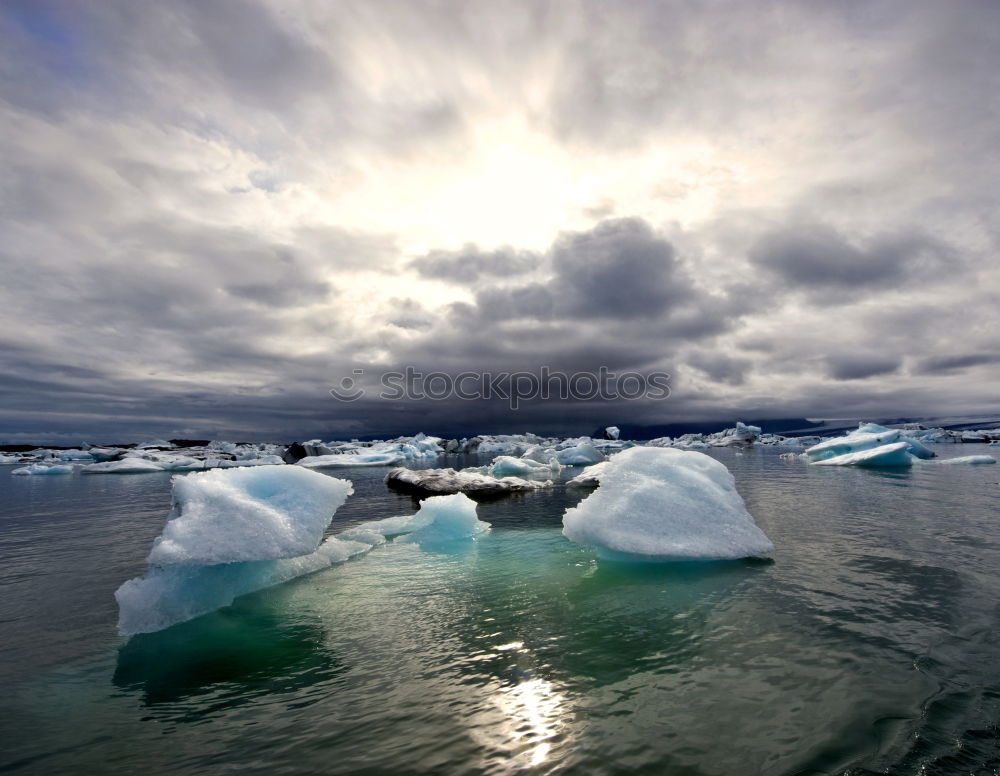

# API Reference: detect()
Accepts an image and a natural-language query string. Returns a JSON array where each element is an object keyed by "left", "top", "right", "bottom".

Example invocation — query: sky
[{"left": 1, "top": 0, "right": 999, "bottom": 443}]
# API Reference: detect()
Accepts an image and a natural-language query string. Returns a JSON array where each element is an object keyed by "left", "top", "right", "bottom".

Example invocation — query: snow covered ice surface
[
  {"left": 566, "top": 461, "right": 609, "bottom": 487},
  {"left": 562, "top": 447, "right": 774, "bottom": 562},
  {"left": 146, "top": 466, "right": 354, "bottom": 566}
]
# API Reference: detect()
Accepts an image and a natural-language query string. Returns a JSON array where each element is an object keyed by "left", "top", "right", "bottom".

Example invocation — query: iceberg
[
  {"left": 116, "top": 466, "right": 360, "bottom": 635},
  {"left": 81, "top": 458, "right": 170, "bottom": 474},
  {"left": 297, "top": 451, "right": 406, "bottom": 469},
  {"left": 0, "top": 453, "right": 23, "bottom": 464},
  {"left": 553, "top": 443, "right": 605, "bottom": 466},
  {"left": 395, "top": 493, "right": 490, "bottom": 544},
  {"left": 805, "top": 424, "right": 935, "bottom": 462},
  {"left": 484, "top": 455, "right": 561, "bottom": 478},
  {"left": 11, "top": 463, "right": 75, "bottom": 475},
  {"left": 934, "top": 455, "right": 996, "bottom": 465},
  {"left": 385, "top": 467, "right": 551, "bottom": 496},
  {"left": 604, "top": 426, "right": 620, "bottom": 440},
  {"left": 810, "top": 441, "right": 915, "bottom": 467},
  {"left": 562, "top": 447, "right": 774, "bottom": 562},
  {"left": 147, "top": 466, "right": 353, "bottom": 566}
]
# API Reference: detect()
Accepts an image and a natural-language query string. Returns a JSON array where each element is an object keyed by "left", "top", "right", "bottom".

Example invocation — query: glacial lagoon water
[{"left": 1, "top": 448, "right": 999, "bottom": 775}]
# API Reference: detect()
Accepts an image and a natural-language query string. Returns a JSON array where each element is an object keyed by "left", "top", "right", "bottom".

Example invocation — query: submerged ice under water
[{"left": 2, "top": 447, "right": 1000, "bottom": 775}]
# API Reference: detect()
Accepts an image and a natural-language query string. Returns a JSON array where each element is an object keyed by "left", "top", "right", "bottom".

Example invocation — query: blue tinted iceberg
[
  {"left": 116, "top": 466, "right": 360, "bottom": 635},
  {"left": 805, "top": 424, "right": 934, "bottom": 462},
  {"left": 396, "top": 493, "right": 490, "bottom": 545},
  {"left": 811, "top": 441, "right": 915, "bottom": 467},
  {"left": 562, "top": 447, "right": 774, "bottom": 562}
]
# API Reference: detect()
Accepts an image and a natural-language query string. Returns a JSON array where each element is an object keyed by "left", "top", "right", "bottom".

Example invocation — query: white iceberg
[
  {"left": 81, "top": 458, "right": 169, "bottom": 474},
  {"left": 553, "top": 443, "right": 605, "bottom": 466},
  {"left": 0, "top": 454, "right": 23, "bottom": 464},
  {"left": 811, "top": 441, "right": 915, "bottom": 467},
  {"left": 11, "top": 463, "right": 75, "bottom": 475},
  {"left": 297, "top": 451, "right": 406, "bottom": 469},
  {"left": 562, "top": 447, "right": 774, "bottom": 562},
  {"left": 147, "top": 466, "right": 354, "bottom": 566},
  {"left": 485, "top": 455, "right": 561, "bottom": 478},
  {"left": 805, "top": 424, "right": 935, "bottom": 462},
  {"left": 116, "top": 466, "right": 361, "bottom": 635},
  {"left": 604, "top": 426, "right": 620, "bottom": 440}
]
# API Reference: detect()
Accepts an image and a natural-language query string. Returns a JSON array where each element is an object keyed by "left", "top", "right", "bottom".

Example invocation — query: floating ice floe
[
  {"left": 934, "top": 455, "right": 996, "bottom": 465},
  {"left": 297, "top": 451, "right": 406, "bottom": 469},
  {"left": 604, "top": 426, "right": 620, "bottom": 440},
  {"left": 552, "top": 442, "right": 606, "bottom": 466},
  {"left": 562, "top": 447, "right": 774, "bottom": 562},
  {"left": 805, "top": 423, "right": 935, "bottom": 463},
  {"left": 116, "top": 466, "right": 361, "bottom": 635},
  {"left": 81, "top": 458, "right": 171, "bottom": 474},
  {"left": 811, "top": 441, "right": 916, "bottom": 467},
  {"left": 385, "top": 467, "right": 551, "bottom": 496},
  {"left": 483, "top": 455, "right": 561, "bottom": 479},
  {"left": 12, "top": 463, "right": 75, "bottom": 475},
  {"left": 0, "top": 454, "right": 22, "bottom": 464}
]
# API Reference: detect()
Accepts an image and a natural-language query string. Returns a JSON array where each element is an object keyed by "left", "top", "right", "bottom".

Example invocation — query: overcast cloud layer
[{"left": 1, "top": 0, "right": 999, "bottom": 442}]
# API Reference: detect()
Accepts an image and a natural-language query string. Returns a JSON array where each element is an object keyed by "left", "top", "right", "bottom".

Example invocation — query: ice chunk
[
  {"left": 11, "top": 463, "right": 75, "bottom": 475},
  {"left": 604, "top": 426, "right": 620, "bottom": 440},
  {"left": 385, "top": 467, "right": 551, "bottom": 496},
  {"left": 934, "top": 455, "right": 996, "bottom": 465},
  {"left": 396, "top": 493, "right": 490, "bottom": 544},
  {"left": 805, "top": 425, "right": 935, "bottom": 462},
  {"left": 566, "top": 461, "right": 609, "bottom": 487},
  {"left": 56, "top": 449, "right": 95, "bottom": 461},
  {"left": 116, "top": 465, "right": 362, "bottom": 635},
  {"left": 486, "top": 455, "right": 560, "bottom": 478},
  {"left": 147, "top": 466, "right": 353, "bottom": 566},
  {"left": 116, "top": 535, "right": 372, "bottom": 636},
  {"left": 553, "top": 443, "right": 605, "bottom": 466},
  {"left": 297, "top": 451, "right": 405, "bottom": 468},
  {"left": 0, "top": 454, "right": 20, "bottom": 464},
  {"left": 562, "top": 447, "right": 773, "bottom": 562},
  {"left": 811, "top": 441, "right": 915, "bottom": 467},
  {"left": 708, "top": 422, "right": 761, "bottom": 447},
  {"left": 81, "top": 458, "right": 169, "bottom": 474}
]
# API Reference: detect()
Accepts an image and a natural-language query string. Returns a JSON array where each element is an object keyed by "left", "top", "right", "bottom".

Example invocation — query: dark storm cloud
[
  {"left": 915, "top": 353, "right": 1000, "bottom": 375},
  {"left": 410, "top": 245, "right": 540, "bottom": 284},
  {"left": 550, "top": 219, "right": 689, "bottom": 319},
  {"left": 748, "top": 224, "right": 950, "bottom": 294},
  {"left": 684, "top": 352, "right": 751, "bottom": 386},
  {"left": 825, "top": 354, "right": 902, "bottom": 381}
]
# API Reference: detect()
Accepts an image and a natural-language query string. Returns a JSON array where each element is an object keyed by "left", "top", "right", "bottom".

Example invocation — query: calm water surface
[{"left": 1, "top": 448, "right": 999, "bottom": 775}]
